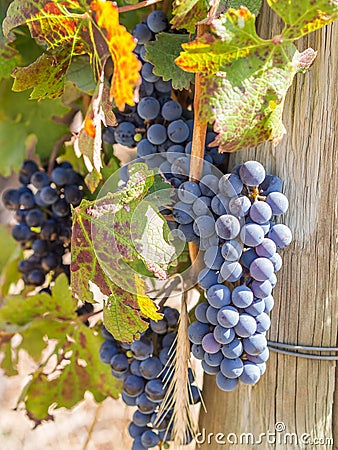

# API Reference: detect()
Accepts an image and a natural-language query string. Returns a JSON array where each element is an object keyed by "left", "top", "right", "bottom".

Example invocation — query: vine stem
[
  {"left": 47, "top": 133, "right": 71, "bottom": 176},
  {"left": 118, "top": 0, "right": 162, "bottom": 14},
  {"left": 82, "top": 402, "right": 103, "bottom": 450},
  {"left": 188, "top": 1, "right": 220, "bottom": 263}
]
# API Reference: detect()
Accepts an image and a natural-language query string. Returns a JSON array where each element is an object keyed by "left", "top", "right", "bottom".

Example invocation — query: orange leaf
[{"left": 91, "top": 0, "right": 141, "bottom": 110}]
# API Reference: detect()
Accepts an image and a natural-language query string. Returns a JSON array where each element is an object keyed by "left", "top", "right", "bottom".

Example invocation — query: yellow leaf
[
  {"left": 91, "top": 0, "right": 141, "bottom": 110},
  {"left": 134, "top": 275, "right": 162, "bottom": 322}
]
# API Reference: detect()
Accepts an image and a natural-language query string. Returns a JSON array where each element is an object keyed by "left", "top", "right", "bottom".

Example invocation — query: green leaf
[
  {"left": 175, "top": 8, "right": 317, "bottom": 151},
  {"left": 23, "top": 326, "right": 120, "bottom": 423},
  {"left": 0, "top": 78, "right": 69, "bottom": 175},
  {"left": 145, "top": 33, "right": 194, "bottom": 90},
  {"left": 65, "top": 55, "right": 97, "bottom": 95},
  {"left": 0, "top": 38, "right": 21, "bottom": 79},
  {"left": 228, "top": 0, "right": 262, "bottom": 15},
  {"left": 0, "top": 276, "right": 120, "bottom": 422},
  {"left": 0, "top": 240, "right": 23, "bottom": 299},
  {"left": 12, "top": 46, "right": 73, "bottom": 99},
  {"left": 71, "top": 164, "right": 176, "bottom": 341},
  {"left": 268, "top": 0, "right": 338, "bottom": 39},
  {"left": 0, "top": 225, "right": 19, "bottom": 272},
  {"left": 171, "top": 0, "right": 210, "bottom": 33}
]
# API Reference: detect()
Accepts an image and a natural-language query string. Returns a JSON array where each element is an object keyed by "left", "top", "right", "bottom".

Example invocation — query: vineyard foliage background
[{"left": 0, "top": 0, "right": 337, "bottom": 442}]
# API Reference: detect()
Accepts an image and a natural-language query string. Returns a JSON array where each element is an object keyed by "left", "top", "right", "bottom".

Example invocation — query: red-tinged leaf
[
  {"left": 175, "top": 8, "right": 317, "bottom": 152},
  {"left": 171, "top": 0, "right": 210, "bottom": 33},
  {"left": 91, "top": 0, "right": 141, "bottom": 110},
  {"left": 74, "top": 72, "right": 116, "bottom": 172},
  {"left": 12, "top": 46, "right": 73, "bottom": 99},
  {"left": 85, "top": 169, "right": 102, "bottom": 193},
  {"left": 268, "top": 0, "right": 338, "bottom": 39}
]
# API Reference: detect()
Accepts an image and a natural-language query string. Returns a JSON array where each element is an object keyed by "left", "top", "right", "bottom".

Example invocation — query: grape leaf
[
  {"left": 171, "top": 0, "right": 210, "bottom": 33},
  {"left": 12, "top": 45, "right": 75, "bottom": 99},
  {"left": 268, "top": 0, "right": 338, "bottom": 39},
  {"left": 0, "top": 38, "right": 21, "bottom": 79},
  {"left": 0, "top": 79, "right": 69, "bottom": 175},
  {"left": 91, "top": 0, "right": 141, "bottom": 110},
  {"left": 65, "top": 55, "right": 97, "bottom": 95},
  {"left": 228, "top": 0, "right": 262, "bottom": 15},
  {"left": 175, "top": 8, "right": 317, "bottom": 151},
  {"left": 0, "top": 274, "right": 120, "bottom": 423},
  {"left": 145, "top": 33, "right": 194, "bottom": 90},
  {"left": 71, "top": 164, "right": 176, "bottom": 340}
]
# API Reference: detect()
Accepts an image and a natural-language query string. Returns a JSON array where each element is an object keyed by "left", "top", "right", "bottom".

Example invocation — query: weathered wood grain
[{"left": 198, "top": 4, "right": 338, "bottom": 449}]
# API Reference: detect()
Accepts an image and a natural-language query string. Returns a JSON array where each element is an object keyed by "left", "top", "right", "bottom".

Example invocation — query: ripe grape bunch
[
  {"left": 175, "top": 161, "right": 292, "bottom": 391},
  {"left": 2, "top": 159, "right": 83, "bottom": 288},
  {"left": 103, "top": 10, "right": 226, "bottom": 184},
  {"left": 100, "top": 307, "right": 200, "bottom": 449}
]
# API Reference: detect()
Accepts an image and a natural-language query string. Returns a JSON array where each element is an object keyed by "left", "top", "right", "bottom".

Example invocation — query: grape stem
[
  {"left": 47, "top": 133, "right": 71, "bottom": 176},
  {"left": 118, "top": 0, "right": 162, "bottom": 14},
  {"left": 188, "top": 1, "right": 220, "bottom": 264}
]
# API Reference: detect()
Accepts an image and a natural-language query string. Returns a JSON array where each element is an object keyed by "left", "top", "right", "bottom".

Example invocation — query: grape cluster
[
  {"left": 102, "top": 11, "right": 226, "bottom": 176},
  {"left": 2, "top": 160, "right": 83, "bottom": 287},
  {"left": 175, "top": 161, "right": 292, "bottom": 390},
  {"left": 100, "top": 307, "right": 200, "bottom": 449}
]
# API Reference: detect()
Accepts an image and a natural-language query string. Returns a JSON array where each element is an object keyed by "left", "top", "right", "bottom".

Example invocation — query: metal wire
[{"left": 267, "top": 340, "right": 338, "bottom": 360}]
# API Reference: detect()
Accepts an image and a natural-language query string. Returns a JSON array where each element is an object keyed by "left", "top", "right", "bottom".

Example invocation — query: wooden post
[{"left": 198, "top": 5, "right": 338, "bottom": 449}]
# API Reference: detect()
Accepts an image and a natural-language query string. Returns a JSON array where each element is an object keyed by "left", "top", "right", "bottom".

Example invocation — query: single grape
[
  {"left": 133, "top": 410, "right": 151, "bottom": 427},
  {"left": 193, "top": 196, "right": 211, "bottom": 216},
  {"left": 139, "top": 357, "right": 163, "bottom": 380},
  {"left": 146, "top": 10, "right": 168, "bottom": 32},
  {"left": 215, "top": 214, "right": 240, "bottom": 240},
  {"left": 246, "top": 347, "right": 270, "bottom": 364},
  {"left": 52, "top": 199, "right": 71, "bottom": 218},
  {"left": 244, "top": 298, "right": 266, "bottom": 316},
  {"left": 234, "top": 314, "right": 257, "bottom": 337},
  {"left": 201, "top": 333, "right": 221, "bottom": 354},
  {"left": 141, "top": 429, "right": 160, "bottom": 448},
  {"left": 228, "top": 195, "right": 251, "bottom": 217},
  {"left": 191, "top": 343, "right": 205, "bottom": 360},
  {"left": 220, "top": 357, "right": 243, "bottom": 379},
  {"left": 32, "top": 239, "right": 49, "bottom": 257},
  {"left": 132, "top": 23, "right": 152, "bottom": 44},
  {"left": 114, "top": 122, "right": 136, "bottom": 147},
  {"left": 240, "top": 223, "right": 264, "bottom": 247},
  {"left": 206, "top": 305, "right": 219, "bottom": 326},
  {"left": 195, "top": 302, "right": 209, "bottom": 324},
  {"left": 266, "top": 192, "right": 289, "bottom": 215},
  {"left": 161, "top": 100, "right": 182, "bottom": 121},
  {"left": 221, "top": 338, "right": 243, "bottom": 359},
  {"left": 12, "top": 223, "right": 31, "bottom": 241},
  {"left": 173, "top": 201, "right": 194, "bottom": 224},
  {"left": 249, "top": 201, "right": 272, "bottom": 224},
  {"left": 268, "top": 224, "right": 292, "bottom": 248},
  {"left": 31, "top": 171, "right": 50, "bottom": 188},
  {"left": 188, "top": 321, "right": 210, "bottom": 344},
  {"left": 26, "top": 269, "right": 45, "bottom": 286},
  {"left": 129, "top": 422, "right": 147, "bottom": 439},
  {"left": 100, "top": 340, "right": 118, "bottom": 364},
  {"left": 19, "top": 191, "right": 35, "bottom": 209},
  {"left": 131, "top": 337, "right": 154, "bottom": 360},
  {"left": 241, "top": 248, "right": 258, "bottom": 269},
  {"left": 239, "top": 361, "right": 261, "bottom": 384},
  {"left": 263, "top": 295, "right": 274, "bottom": 313},
  {"left": 206, "top": 284, "right": 231, "bottom": 308},
  {"left": 111, "top": 353, "right": 129, "bottom": 373},
  {"left": 147, "top": 124, "right": 167, "bottom": 145},
  {"left": 219, "top": 260, "right": 242, "bottom": 282},
  {"left": 217, "top": 306, "right": 239, "bottom": 328},
  {"left": 197, "top": 268, "right": 219, "bottom": 290},
  {"left": 167, "top": 120, "right": 190, "bottom": 143},
  {"left": 231, "top": 285, "right": 254, "bottom": 308},
  {"left": 26, "top": 209, "right": 45, "bottom": 227},
  {"left": 123, "top": 375, "right": 145, "bottom": 397},
  {"left": 163, "top": 306, "right": 179, "bottom": 327},
  {"left": 2, "top": 189, "right": 20, "bottom": 209},
  {"left": 204, "top": 351, "right": 223, "bottom": 367},
  {"left": 178, "top": 181, "right": 201, "bottom": 204},
  {"left": 202, "top": 360, "right": 220, "bottom": 375},
  {"left": 242, "top": 333, "right": 267, "bottom": 356},
  {"left": 171, "top": 156, "right": 190, "bottom": 178},
  {"left": 145, "top": 379, "right": 166, "bottom": 402},
  {"left": 221, "top": 239, "right": 242, "bottom": 261},
  {"left": 122, "top": 392, "right": 138, "bottom": 406},
  {"left": 216, "top": 372, "right": 238, "bottom": 391},
  {"left": 269, "top": 253, "right": 283, "bottom": 272},
  {"left": 150, "top": 317, "right": 168, "bottom": 334},
  {"left": 255, "top": 238, "right": 276, "bottom": 258},
  {"left": 50, "top": 167, "right": 71, "bottom": 186},
  {"left": 155, "top": 78, "right": 172, "bottom": 93},
  {"left": 141, "top": 62, "right": 160, "bottom": 83},
  {"left": 137, "top": 97, "right": 161, "bottom": 120},
  {"left": 239, "top": 161, "right": 265, "bottom": 186},
  {"left": 255, "top": 313, "right": 271, "bottom": 333},
  {"left": 250, "top": 257, "right": 274, "bottom": 281},
  {"left": 260, "top": 174, "right": 282, "bottom": 195},
  {"left": 40, "top": 186, "right": 59, "bottom": 205},
  {"left": 213, "top": 325, "right": 235, "bottom": 345}
]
